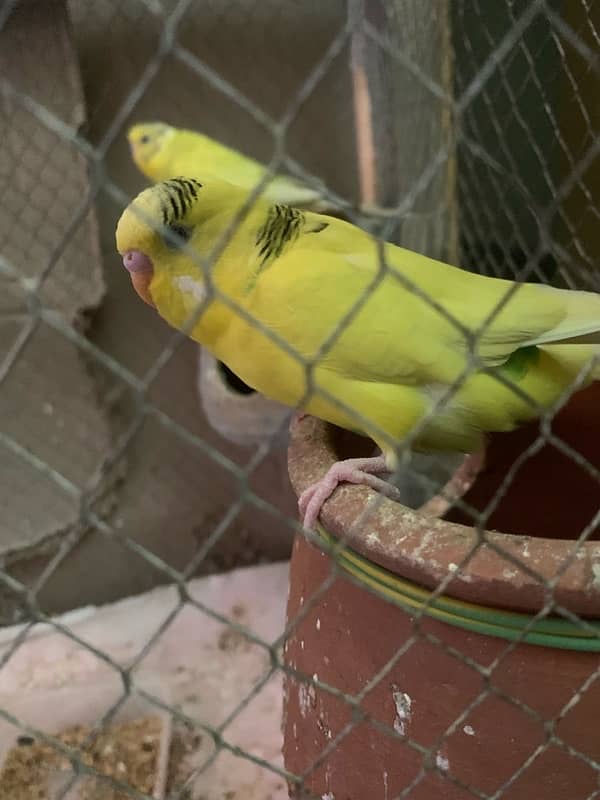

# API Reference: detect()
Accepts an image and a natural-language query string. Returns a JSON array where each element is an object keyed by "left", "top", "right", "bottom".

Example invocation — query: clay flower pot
[
  {"left": 197, "top": 348, "right": 291, "bottom": 447},
  {"left": 283, "top": 384, "right": 600, "bottom": 800}
]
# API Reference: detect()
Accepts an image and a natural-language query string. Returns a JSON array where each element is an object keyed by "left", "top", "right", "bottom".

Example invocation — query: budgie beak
[{"left": 123, "top": 250, "right": 155, "bottom": 307}]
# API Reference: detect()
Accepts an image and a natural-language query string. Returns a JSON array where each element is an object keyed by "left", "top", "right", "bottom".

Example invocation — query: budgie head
[
  {"left": 116, "top": 176, "right": 256, "bottom": 329},
  {"left": 127, "top": 122, "right": 175, "bottom": 171}
]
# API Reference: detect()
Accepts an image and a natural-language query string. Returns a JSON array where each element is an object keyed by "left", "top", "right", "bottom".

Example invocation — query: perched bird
[
  {"left": 127, "top": 122, "right": 329, "bottom": 210},
  {"left": 116, "top": 177, "right": 600, "bottom": 529}
]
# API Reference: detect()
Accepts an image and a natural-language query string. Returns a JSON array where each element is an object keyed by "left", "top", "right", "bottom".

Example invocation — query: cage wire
[{"left": 0, "top": 0, "right": 599, "bottom": 798}]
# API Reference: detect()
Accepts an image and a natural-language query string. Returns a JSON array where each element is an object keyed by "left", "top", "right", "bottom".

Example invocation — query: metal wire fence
[{"left": 0, "top": 0, "right": 599, "bottom": 798}]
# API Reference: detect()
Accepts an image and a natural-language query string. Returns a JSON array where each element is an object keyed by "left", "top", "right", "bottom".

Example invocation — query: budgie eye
[
  {"left": 140, "top": 135, "right": 150, "bottom": 144},
  {"left": 164, "top": 223, "right": 192, "bottom": 249}
]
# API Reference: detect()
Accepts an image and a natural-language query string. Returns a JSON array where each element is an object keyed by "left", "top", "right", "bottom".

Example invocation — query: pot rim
[{"left": 287, "top": 417, "right": 600, "bottom": 618}]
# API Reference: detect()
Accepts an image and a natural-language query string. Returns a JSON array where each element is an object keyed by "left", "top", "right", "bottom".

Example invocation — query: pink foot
[{"left": 298, "top": 455, "right": 401, "bottom": 530}]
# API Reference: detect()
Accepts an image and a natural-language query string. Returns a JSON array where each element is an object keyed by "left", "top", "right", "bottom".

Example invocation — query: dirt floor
[{"left": 0, "top": 562, "right": 290, "bottom": 800}]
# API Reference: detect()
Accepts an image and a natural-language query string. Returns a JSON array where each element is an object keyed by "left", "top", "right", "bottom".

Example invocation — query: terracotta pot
[
  {"left": 283, "top": 384, "right": 600, "bottom": 800},
  {"left": 197, "top": 348, "right": 291, "bottom": 447}
]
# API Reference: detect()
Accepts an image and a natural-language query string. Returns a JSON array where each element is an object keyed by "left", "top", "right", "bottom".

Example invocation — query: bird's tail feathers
[
  {"left": 527, "top": 289, "right": 600, "bottom": 347},
  {"left": 541, "top": 343, "right": 600, "bottom": 381}
]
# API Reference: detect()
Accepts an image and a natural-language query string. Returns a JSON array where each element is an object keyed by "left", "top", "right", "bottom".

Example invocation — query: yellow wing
[{"left": 241, "top": 213, "right": 600, "bottom": 387}]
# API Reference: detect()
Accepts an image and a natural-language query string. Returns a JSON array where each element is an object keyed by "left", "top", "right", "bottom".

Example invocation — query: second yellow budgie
[
  {"left": 127, "top": 121, "right": 330, "bottom": 211},
  {"left": 115, "top": 177, "right": 600, "bottom": 528}
]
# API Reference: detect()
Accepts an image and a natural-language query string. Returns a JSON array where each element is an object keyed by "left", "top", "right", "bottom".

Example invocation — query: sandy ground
[{"left": 0, "top": 562, "right": 290, "bottom": 799}]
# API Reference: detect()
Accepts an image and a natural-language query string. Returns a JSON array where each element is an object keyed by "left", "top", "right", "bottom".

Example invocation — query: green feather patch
[{"left": 501, "top": 345, "right": 540, "bottom": 379}]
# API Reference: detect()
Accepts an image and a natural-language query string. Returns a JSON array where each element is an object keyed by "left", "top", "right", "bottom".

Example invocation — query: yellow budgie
[
  {"left": 127, "top": 122, "right": 330, "bottom": 211},
  {"left": 116, "top": 177, "right": 600, "bottom": 528}
]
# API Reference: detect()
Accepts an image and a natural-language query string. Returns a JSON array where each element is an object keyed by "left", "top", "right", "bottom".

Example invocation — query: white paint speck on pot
[
  {"left": 392, "top": 689, "right": 412, "bottom": 735},
  {"left": 322, "top": 793, "right": 335, "bottom": 800},
  {"left": 411, "top": 530, "right": 433, "bottom": 563},
  {"left": 463, "top": 724, "right": 475, "bottom": 736},
  {"left": 316, "top": 618, "right": 321, "bottom": 630},
  {"left": 383, "top": 770, "right": 389, "bottom": 800},
  {"left": 298, "top": 682, "right": 316, "bottom": 718},
  {"left": 435, "top": 752, "right": 450, "bottom": 771},
  {"left": 317, "top": 714, "right": 332, "bottom": 741}
]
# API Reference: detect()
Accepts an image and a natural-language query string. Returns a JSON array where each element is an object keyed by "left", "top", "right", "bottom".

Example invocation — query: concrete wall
[{"left": 2, "top": 0, "right": 360, "bottom": 616}]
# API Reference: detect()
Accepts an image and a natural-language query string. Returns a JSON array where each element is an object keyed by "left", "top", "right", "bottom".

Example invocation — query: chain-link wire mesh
[{"left": 0, "top": 0, "right": 599, "bottom": 797}]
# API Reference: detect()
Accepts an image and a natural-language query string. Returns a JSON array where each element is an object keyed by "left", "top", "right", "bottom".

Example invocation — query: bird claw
[{"left": 298, "top": 455, "right": 393, "bottom": 530}]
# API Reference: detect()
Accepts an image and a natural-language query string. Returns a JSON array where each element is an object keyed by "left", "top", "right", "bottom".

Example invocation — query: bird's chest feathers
[
  {"left": 153, "top": 266, "right": 262, "bottom": 362},
  {"left": 173, "top": 275, "right": 207, "bottom": 305},
  {"left": 151, "top": 271, "right": 217, "bottom": 342}
]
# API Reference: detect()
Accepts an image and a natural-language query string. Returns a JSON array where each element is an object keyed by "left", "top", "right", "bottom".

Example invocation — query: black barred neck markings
[
  {"left": 243, "top": 204, "right": 329, "bottom": 295},
  {"left": 159, "top": 177, "right": 203, "bottom": 225},
  {"left": 244, "top": 204, "right": 329, "bottom": 294},
  {"left": 256, "top": 204, "right": 306, "bottom": 267},
  {"left": 255, "top": 204, "right": 329, "bottom": 268}
]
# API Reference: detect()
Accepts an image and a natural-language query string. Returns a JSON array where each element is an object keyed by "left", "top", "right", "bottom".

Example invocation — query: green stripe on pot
[{"left": 316, "top": 526, "right": 600, "bottom": 652}]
